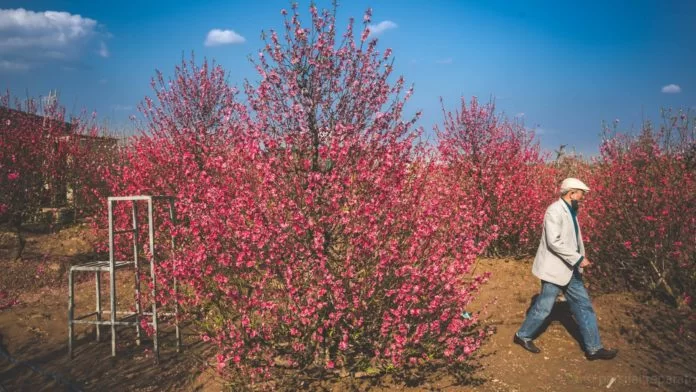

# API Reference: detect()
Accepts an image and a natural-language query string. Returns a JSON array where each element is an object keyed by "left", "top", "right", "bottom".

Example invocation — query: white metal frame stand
[{"left": 68, "top": 195, "right": 179, "bottom": 363}]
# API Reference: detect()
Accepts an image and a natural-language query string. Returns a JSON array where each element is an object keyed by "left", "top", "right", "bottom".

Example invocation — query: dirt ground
[{"left": 1, "top": 226, "right": 695, "bottom": 391}]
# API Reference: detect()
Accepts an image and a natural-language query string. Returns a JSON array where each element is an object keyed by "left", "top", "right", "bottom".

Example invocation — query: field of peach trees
[{"left": 1, "top": 4, "right": 694, "bottom": 388}]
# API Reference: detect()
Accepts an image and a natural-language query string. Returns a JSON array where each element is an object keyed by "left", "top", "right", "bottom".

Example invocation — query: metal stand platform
[{"left": 68, "top": 196, "right": 179, "bottom": 363}]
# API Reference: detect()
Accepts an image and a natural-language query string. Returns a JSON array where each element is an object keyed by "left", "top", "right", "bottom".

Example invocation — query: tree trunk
[{"left": 11, "top": 219, "right": 25, "bottom": 260}]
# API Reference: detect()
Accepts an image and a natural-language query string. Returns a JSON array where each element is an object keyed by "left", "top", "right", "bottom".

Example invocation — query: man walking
[{"left": 513, "top": 178, "right": 618, "bottom": 360}]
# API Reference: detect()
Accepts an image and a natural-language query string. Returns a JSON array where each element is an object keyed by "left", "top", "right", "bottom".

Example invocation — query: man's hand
[{"left": 580, "top": 258, "right": 591, "bottom": 268}]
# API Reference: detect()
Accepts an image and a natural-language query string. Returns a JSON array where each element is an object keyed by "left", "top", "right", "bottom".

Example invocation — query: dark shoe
[
  {"left": 585, "top": 348, "right": 618, "bottom": 360},
  {"left": 513, "top": 334, "right": 541, "bottom": 353}
]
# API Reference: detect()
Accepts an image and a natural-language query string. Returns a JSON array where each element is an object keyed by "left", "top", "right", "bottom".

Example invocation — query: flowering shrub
[
  {"left": 100, "top": 4, "right": 491, "bottom": 384},
  {"left": 583, "top": 111, "right": 696, "bottom": 305},
  {"left": 436, "top": 97, "right": 556, "bottom": 257},
  {"left": 0, "top": 92, "right": 97, "bottom": 258}
]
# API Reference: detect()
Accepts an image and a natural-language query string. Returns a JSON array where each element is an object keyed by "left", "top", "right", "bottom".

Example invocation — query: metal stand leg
[
  {"left": 148, "top": 199, "right": 159, "bottom": 363},
  {"left": 174, "top": 277, "right": 180, "bottom": 353},
  {"left": 95, "top": 272, "right": 101, "bottom": 342},
  {"left": 132, "top": 202, "right": 142, "bottom": 346},
  {"left": 169, "top": 200, "right": 180, "bottom": 353},
  {"left": 109, "top": 200, "right": 117, "bottom": 357},
  {"left": 68, "top": 269, "right": 74, "bottom": 358}
]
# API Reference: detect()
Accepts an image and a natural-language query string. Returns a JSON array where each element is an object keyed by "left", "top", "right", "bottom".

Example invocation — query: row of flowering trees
[
  {"left": 1, "top": 95, "right": 68, "bottom": 259},
  {"left": 2, "top": 2, "right": 694, "bottom": 385},
  {"left": 0, "top": 93, "right": 109, "bottom": 260},
  {"left": 583, "top": 113, "right": 695, "bottom": 307}
]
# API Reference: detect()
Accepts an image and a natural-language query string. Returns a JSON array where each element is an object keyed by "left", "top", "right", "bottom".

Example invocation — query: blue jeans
[{"left": 516, "top": 269, "right": 603, "bottom": 354}]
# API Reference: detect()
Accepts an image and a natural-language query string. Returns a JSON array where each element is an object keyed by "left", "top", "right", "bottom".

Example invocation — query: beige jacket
[{"left": 532, "top": 198, "right": 585, "bottom": 286}]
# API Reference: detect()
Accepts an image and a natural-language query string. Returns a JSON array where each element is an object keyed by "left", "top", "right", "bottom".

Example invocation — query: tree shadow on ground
[
  {"left": 616, "top": 298, "right": 696, "bottom": 392},
  {"left": 0, "top": 324, "right": 211, "bottom": 392}
]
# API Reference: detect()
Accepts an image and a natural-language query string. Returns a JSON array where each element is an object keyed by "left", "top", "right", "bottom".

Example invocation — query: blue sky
[{"left": 1, "top": 0, "right": 694, "bottom": 155}]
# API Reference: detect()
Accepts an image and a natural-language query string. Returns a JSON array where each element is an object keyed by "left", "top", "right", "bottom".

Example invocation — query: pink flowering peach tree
[
  {"left": 0, "top": 92, "right": 89, "bottom": 259},
  {"left": 100, "top": 4, "right": 492, "bottom": 384},
  {"left": 583, "top": 110, "right": 695, "bottom": 306},
  {"left": 436, "top": 97, "right": 556, "bottom": 257}
]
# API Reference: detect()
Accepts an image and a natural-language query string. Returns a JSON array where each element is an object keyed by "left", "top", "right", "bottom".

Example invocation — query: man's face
[{"left": 570, "top": 190, "right": 586, "bottom": 203}]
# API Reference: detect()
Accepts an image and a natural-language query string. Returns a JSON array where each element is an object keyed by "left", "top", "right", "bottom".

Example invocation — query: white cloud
[
  {"left": 367, "top": 20, "right": 397, "bottom": 38},
  {"left": 0, "top": 59, "right": 30, "bottom": 71},
  {"left": 0, "top": 8, "right": 107, "bottom": 71},
  {"left": 661, "top": 84, "right": 681, "bottom": 93},
  {"left": 436, "top": 58, "right": 453, "bottom": 65},
  {"left": 515, "top": 112, "right": 525, "bottom": 118},
  {"left": 204, "top": 29, "right": 245, "bottom": 46},
  {"left": 0, "top": 8, "right": 97, "bottom": 49},
  {"left": 112, "top": 104, "right": 133, "bottom": 111},
  {"left": 98, "top": 41, "right": 109, "bottom": 57}
]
